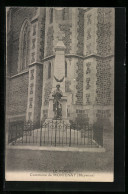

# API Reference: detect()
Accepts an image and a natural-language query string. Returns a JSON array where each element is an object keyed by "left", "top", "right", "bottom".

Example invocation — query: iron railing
[
  {"left": 8, "top": 121, "right": 24, "bottom": 143},
  {"left": 93, "top": 121, "right": 103, "bottom": 147},
  {"left": 8, "top": 119, "right": 103, "bottom": 148}
]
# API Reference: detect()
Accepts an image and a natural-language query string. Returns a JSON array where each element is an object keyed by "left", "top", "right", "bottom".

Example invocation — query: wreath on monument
[{"left": 54, "top": 76, "right": 64, "bottom": 82}]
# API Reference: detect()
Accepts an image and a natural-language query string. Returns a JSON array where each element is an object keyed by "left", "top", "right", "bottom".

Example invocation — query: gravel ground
[{"left": 6, "top": 130, "right": 113, "bottom": 173}]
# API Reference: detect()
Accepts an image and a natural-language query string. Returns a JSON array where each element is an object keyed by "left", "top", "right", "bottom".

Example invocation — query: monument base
[{"left": 45, "top": 118, "right": 70, "bottom": 125}]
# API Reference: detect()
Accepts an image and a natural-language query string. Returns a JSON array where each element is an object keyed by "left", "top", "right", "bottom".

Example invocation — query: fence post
[
  {"left": 22, "top": 123, "right": 24, "bottom": 144},
  {"left": 55, "top": 119, "right": 57, "bottom": 147},
  {"left": 77, "top": 124, "right": 78, "bottom": 146},
  {"left": 100, "top": 123, "right": 103, "bottom": 147},
  {"left": 8, "top": 121, "right": 11, "bottom": 144},
  {"left": 6, "top": 119, "right": 9, "bottom": 145},
  {"left": 90, "top": 124, "right": 92, "bottom": 147},
  {"left": 69, "top": 125, "right": 71, "bottom": 147},
  {"left": 15, "top": 124, "right": 17, "bottom": 144},
  {"left": 51, "top": 120, "right": 53, "bottom": 145},
  {"left": 102, "top": 125, "right": 104, "bottom": 147},
  {"left": 40, "top": 121, "right": 42, "bottom": 146},
  {"left": 33, "top": 122, "right": 34, "bottom": 144}
]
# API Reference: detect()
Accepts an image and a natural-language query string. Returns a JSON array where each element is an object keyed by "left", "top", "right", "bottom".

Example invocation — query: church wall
[
  {"left": 57, "top": 22, "right": 72, "bottom": 55},
  {"left": 25, "top": 8, "right": 45, "bottom": 125},
  {"left": 64, "top": 57, "right": 75, "bottom": 119},
  {"left": 71, "top": 8, "right": 78, "bottom": 54},
  {"left": 83, "top": 57, "right": 97, "bottom": 106},
  {"left": 82, "top": 8, "right": 114, "bottom": 128},
  {"left": 94, "top": 8, "right": 114, "bottom": 128},
  {"left": 37, "top": 8, "right": 46, "bottom": 62},
  {"left": 11, "top": 39, "right": 19, "bottom": 76},
  {"left": 54, "top": 8, "right": 72, "bottom": 56},
  {"left": 9, "top": 8, "right": 39, "bottom": 76},
  {"left": 76, "top": 8, "right": 85, "bottom": 56},
  {"left": 96, "top": 8, "right": 115, "bottom": 57},
  {"left": 84, "top": 8, "right": 97, "bottom": 56},
  {"left": 7, "top": 31, "right": 13, "bottom": 76},
  {"left": 7, "top": 7, "right": 114, "bottom": 130},
  {"left": 64, "top": 57, "right": 85, "bottom": 120},
  {"left": 75, "top": 58, "right": 84, "bottom": 105},
  {"left": 26, "top": 64, "right": 43, "bottom": 126},
  {"left": 44, "top": 8, "right": 72, "bottom": 58},
  {"left": 95, "top": 57, "right": 114, "bottom": 106},
  {"left": 41, "top": 59, "right": 54, "bottom": 119},
  {"left": 11, "top": 8, "right": 38, "bottom": 39},
  {"left": 42, "top": 8, "right": 85, "bottom": 120},
  {"left": 8, "top": 72, "right": 29, "bottom": 121},
  {"left": 7, "top": 8, "right": 45, "bottom": 125},
  {"left": 84, "top": 8, "right": 114, "bottom": 57},
  {"left": 33, "top": 65, "right": 43, "bottom": 126},
  {"left": 44, "top": 8, "right": 54, "bottom": 57}
]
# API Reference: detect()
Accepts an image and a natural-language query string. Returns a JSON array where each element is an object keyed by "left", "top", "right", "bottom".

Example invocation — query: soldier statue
[{"left": 52, "top": 84, "right": 63, "bottom": 119}]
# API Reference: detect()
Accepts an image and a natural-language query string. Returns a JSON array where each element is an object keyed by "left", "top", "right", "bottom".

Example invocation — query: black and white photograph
[{"left": 5, "top": 7, "right": 115, "bottom": 182}]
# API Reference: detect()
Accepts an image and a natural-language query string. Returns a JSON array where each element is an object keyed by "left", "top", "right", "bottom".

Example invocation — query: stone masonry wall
[
  {"left": 8, "top": 73, "right": 29, "bottom": 116},
  {"left": 77, "top": 8, "right": 84, "bottom": 56},
  {"left": 96, "top": 57, "right": 112, "bottom": 106},
  {"left": 39, "top": 16, "right": 45, "bottom": 61},
  {"left": 58, "top": 23, "right": 72, "bottom": 54},
  {"left": 83, "top": 8, "right": 114, "bottom": 128},
  {"left": 76, "top": 59, "right": 83, "bottom": 105},
  {"left": 45, "top": 26, "right": 54, "bottom": 57},
  {"left": 96, "top": 8, "right": 114, "bottom": 57},
  {"left": 33, "top": 65, "right": 43, "bottom": 125},
  {"left": 96, "top": 109, "right": 111, "bottom": 127},
  {"left": 83, "top": 58, "right": 97, "bottom": 106}
]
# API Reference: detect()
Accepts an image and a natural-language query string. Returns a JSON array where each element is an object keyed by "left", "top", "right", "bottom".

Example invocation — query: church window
[
  {"left": 86, "top": 43, "right": 91, "bottom": 55},
  {"left": 86, "top": 62, "right": 91, "bottom": 74},
  {"left": 29, "top": 98, "right": 33, "bottom": 108},
  {"left": 30, "top": 83, "right": 34, "bottom": 94},
  {"left": 33, "top": 24, "right": 36, "bottom": 36},
  {"left": 86, "top": 78, "right": 91, "bottom": 89},
  {"left": 48, "top": 62, "right": 51, "bottom": 79},
  {"left": 87, "top": 28, "right": 91, "bottom": 40},
  {"left": 65, "top": 61, "right": 67, "bottom": 77},
  {"left": 18, "top": 20, "right": 31, "bottom": 73},
  {"left": 62, "top": 8, "right": 69, "bottom": 20},
  {"left": 32, "top": 39, "right": 36, "bottom": 49},
  {"left": 31, "top": 69, "right": 34, "bottom": 80},
  {"left": 49, "top": 8, "right": 53, "bottom": 24},
  {"left": 31, "top": 52, "right": 35, "bottom": 63},
  {"left": 86, "top": 94, "right": 91, "bottom": 104},
  {"left": 87, "top": 14, "right": 92, "bottom": 25}
]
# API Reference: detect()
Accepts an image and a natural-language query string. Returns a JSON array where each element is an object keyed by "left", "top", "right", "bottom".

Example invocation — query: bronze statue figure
[{"left": 52, "top": 84, "right": 63, "bottom": 119}]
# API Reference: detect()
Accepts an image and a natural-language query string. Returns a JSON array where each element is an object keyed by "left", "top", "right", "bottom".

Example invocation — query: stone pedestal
[
  {"left": 52, "top": 40, "right": 66, "bottom": 92},
  {"left": 48, "top": 96, "right": 54, "bottom": 119},
  {"left": 61, "top": 96, "right": 67, "bottom": 119}
]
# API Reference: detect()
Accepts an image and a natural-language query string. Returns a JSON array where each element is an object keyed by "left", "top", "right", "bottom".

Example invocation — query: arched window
[
  {"left": 49, "top": 8, "right": 53, "bottom": 24},
  {"left": 18, "top": 20, "right": 31, "bottom": 73},
  {"left": 65, "top": 61, "right": 67, "bottom": 77},
  {"left": 62, "top": 8, "right": 69, "bottom": 20},
  {"left": 48, "top": 62, "right": 51, "bottom": 79}
]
